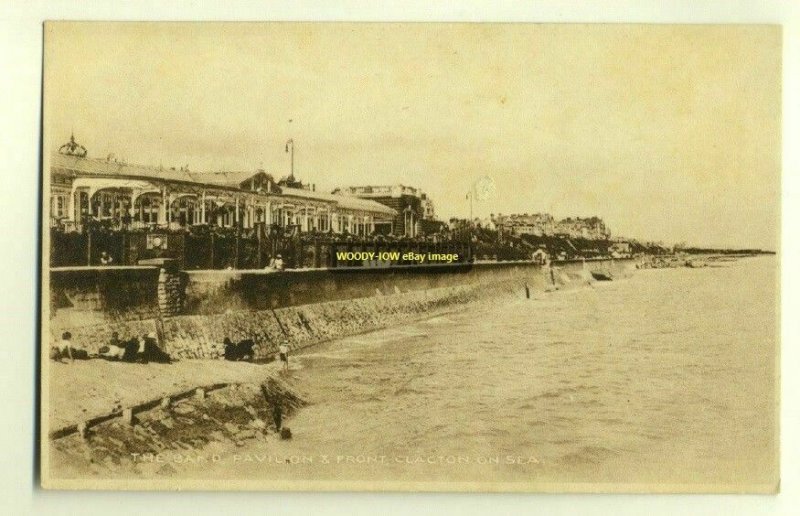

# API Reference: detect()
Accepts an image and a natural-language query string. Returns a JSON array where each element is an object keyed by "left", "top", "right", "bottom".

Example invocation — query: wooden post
[
  {"left": 86, "top": 229, "right": 92, "bottom": 266},
  {"left": 195, "top": 388, "right": 205, "bottom": 400},
  {"left": 122, "top": 408, "right": 134, "bottom": 425},
  {"left": 160, "top": 397, "right": 170, "bottom": 409}
]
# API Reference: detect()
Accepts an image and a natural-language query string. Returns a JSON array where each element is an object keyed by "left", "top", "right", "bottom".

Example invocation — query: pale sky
[{"left": 45, "top": 23, "right": 780, "bottom": 249}]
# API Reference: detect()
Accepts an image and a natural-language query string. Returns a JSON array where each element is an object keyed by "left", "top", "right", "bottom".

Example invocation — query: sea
[{"left": 183, "top": 256, "right": 778, "bottom": 489}]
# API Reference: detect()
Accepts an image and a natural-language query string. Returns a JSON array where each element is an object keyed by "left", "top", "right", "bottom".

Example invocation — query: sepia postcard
[{"left": 40, "top": 22, "right": 781, "bottom": 493}]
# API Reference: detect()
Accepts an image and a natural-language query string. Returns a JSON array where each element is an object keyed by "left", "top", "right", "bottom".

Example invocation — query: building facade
[
  {"left": 48, "top": 138, "right": 396, "bottom": 237},
  {"left": 492, "top": 213, "right": 556, "bottom": 237},
  {"left": 492, "top": 213, "right": 610, "bottom": 240},
  {"left": 331, "top": 185, "right": 438, "bottom": 237}
]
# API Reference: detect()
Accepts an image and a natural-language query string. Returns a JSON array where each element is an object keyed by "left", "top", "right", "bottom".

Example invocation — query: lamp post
[{"left": 468, "top": 187, "right": 474, "bottom": 222}]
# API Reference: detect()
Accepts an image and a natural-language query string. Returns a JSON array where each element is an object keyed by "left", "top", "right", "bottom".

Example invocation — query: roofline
[
  {"left": 50, "top": 162, "right": 396, "bottom": 215},
  {"left": 50, "top": 166, "right": 248, "bottom": 194},
  {"left": 50, "top": 153, "right": 399, "bottom": 215}
]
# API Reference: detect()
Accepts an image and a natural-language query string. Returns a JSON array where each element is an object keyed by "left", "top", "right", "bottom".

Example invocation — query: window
[
  {"left": 51, "top": 195, "right": 65, "bottom": 218},
  {"left": 140, "top": 196, "right": 161, "bottom": 224}
]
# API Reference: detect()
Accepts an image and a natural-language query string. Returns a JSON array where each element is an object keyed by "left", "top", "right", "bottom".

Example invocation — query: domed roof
[{"left": 58, "top": 133, "right": 87, "bottom": 157}]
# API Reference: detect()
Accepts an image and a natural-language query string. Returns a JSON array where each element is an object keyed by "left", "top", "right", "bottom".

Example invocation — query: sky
[{"left": 44, "top": 22, "right": 781, "bottom": 249}]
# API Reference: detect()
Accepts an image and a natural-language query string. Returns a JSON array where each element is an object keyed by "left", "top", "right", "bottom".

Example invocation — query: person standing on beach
[
  {"left": 272, "top": 401, "right": 283, "bottom": 432},
  {"left": 278, "top": 342, "right": 289, "bottom": 372}
]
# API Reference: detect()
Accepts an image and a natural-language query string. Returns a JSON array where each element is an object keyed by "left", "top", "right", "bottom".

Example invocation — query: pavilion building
[{"left": 48, "top": 136, "right": 396, "bottom": 237}]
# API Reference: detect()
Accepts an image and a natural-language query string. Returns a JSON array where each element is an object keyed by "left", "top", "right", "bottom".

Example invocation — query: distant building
[
  {"left": 493, "top": 212, "right": 610, "bottom": 240},
  {"left": 492, "top": 213, "right": 555, "bottom": 237},
  {"left": 554, "top": 216, "right": 610, "bottom": 240},
  {"left": 474, "top": 217, "right": 496, "bottom": 230},
  {"left": 422, "top": 196, "right": 436, "bottom": 220},
  {"left": 609, "top": 241, "right": 632, "bottom": 258},
  {"left": 332, "top": 185, "right": 438, "bottom": 237}
]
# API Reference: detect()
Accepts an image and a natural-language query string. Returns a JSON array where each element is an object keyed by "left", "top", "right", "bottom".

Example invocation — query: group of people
[
  {"left": 52, "top": 331, "right": 291, "bottom": 371},
  {"left": 223, "top": 336, "right": 290, "bottom": 372},
  {"left": 99, "top": 250, "right": 114, "bottom": 265},
  {"left": 264, "top": 254, "right": 285, "bottom": 271},
  {"left": 50, "top": 331, "right": 172, "bottom": 364}
]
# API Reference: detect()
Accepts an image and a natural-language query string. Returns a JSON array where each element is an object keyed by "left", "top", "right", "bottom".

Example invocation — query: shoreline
[
  {"left": 44, "top": 259, "right": 634, "bottom": 482},
  {"left": 45, "top": 257, "right": 773, "bottom": 487},
  {"left": 46, "top": 275, "right": 537, "bottom": 438}
]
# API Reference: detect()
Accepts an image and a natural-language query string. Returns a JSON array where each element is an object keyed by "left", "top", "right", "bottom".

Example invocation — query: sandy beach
[{"left": 47, "top": 359, "right": 282, "bottom": 431}]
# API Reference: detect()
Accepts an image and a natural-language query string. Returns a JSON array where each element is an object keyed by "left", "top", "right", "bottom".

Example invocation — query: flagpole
[
  {"left": 285, "top": 139, "right": 294, "bottom": 181},
  {"left": 468, "top": 186, "right": 475, "bottom": 242},
  {"left": 468, "top": 180, "right": 476, "bottom": 222}
]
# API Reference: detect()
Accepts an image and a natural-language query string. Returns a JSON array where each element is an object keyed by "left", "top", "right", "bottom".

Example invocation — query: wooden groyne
[{"left": 49, "top": 377, "right": 303, "bottom": 442}]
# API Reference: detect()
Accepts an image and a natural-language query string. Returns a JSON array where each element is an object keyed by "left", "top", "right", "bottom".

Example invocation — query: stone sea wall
[
  {"left": 49, "top": 267, "right": 161, "bottom": 324},
  {"left": 48, "top": 260, "right": 633, "bottom": 359}
]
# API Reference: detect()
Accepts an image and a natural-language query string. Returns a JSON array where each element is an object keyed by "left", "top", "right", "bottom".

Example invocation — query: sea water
[{"left": 186, "top": 257, "right": 778, "bottom": 487}]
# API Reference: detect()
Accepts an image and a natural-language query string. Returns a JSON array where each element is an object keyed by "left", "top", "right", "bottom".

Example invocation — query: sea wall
[
  {"left": 49, "top": 267, "right": 160, "bottom": 323},
  {"left": 182, "top": 263, "right": 549, "bottom": 314},
  {"left": 48, "top": 259, "right": 633, "bottom": 358}
]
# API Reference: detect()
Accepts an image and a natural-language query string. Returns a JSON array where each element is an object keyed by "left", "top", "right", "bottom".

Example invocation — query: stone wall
[
  {"left": 50, "top": 267, "right": 160, "bottom": 323},
  {"left": 48, "top": 259, "right": 634, "bottom": 357},
  {"left": 49, "top": 267, "right": 160, "bottom": 341},
  {"left": 157, "top": 268, "right": 187, "bottom": 317},
  {"left": 162, "top": 281, "right": 507, "bottom": 360},
  {"left": 181, "top": 261, "right": 575, "bottom": 315}
]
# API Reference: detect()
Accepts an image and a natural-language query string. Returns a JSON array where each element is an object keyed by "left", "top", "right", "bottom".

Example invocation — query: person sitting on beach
[
  {"left": 139, "top": 332, "right": 172, "bottom": 364},
  {"left": 121, "top": 337, "right": 141, "bottom": 362},
  {"left": 97, "top": 332, "right": 127, "bottom": 361},
  {"left": 278, "top": 342, "right": 290, "bottom": 372},
  {"left": 51, "top": 331, "right": 89, "bottom": 362},
  {"left": 223, "top": 337, "right": 256, "bottom": 361},
  {"left": 49, "top": 331, "right": 72, "bottom": 362}
]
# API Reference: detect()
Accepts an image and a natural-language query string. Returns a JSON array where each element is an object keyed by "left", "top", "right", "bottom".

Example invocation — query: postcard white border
[{"left": 1, "top": 1, "right": 798, "bottom": 515}]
